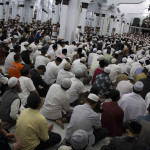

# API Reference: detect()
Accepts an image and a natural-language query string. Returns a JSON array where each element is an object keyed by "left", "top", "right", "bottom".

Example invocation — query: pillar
[
  {"left": 109, "top": 15, "right": 114, "bottom": 36},
  {"left": 115, "top": 19, "right": 121, "bottom": 34},
  {"left": 5, "top": 1, "right": 10, "bottom": 22},
  {"left": 79, "top": 2, "right": 89, "bottom": 33},
  {"left": 120, "top": 21, "right": 125, "bottom": 35},
  {"left": 19, "top": 1, "right": 25, "bottom": 23},
  {"left": 0, "top": 1, "right": 4, "bottom": 20},
  {"left": 58, "top": 0, "right": 70, "bottom": 39},
  {"left": 99, "top": 14, "right": 105, "bottom": 35},
  {"left": 52, "top": 0, "right": 61, "bottom": 24},
  {"left": 65, "top": 0, "right": 80, "bottom": 42},
  {"left": 11, "top": 2, "right": 18, "bottom": 20}
]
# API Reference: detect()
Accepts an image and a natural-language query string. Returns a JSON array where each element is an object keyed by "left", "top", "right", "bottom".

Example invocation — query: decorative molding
[
  {"left": 95, "top": 13, "right": 100, "bottom": 16},
  {"left": 6, "top": 2, "right": 9, "bottom": 5},
  {"left": 0, "top": 3, "right": 3, "bottom": 5},
  {"left": 56, "top": 0, "right": 61, "bottom": 5},
  {"left": 111, "top": 15, "right": 114, "bottom": 18},
  {"left": 19, "top": 5, "right": 24, "bottom": 7},
  {"left": 81, "top": 3, "right": 88, "bottom": 9},
  {"left": 63, "top": 0, "right": 70, "bottom": 5},
  {"left": 30, "top": 6, "right": 34, "bottom": 9},
  {"left": 102, "top": 14, "right": 106, "bottom": 17},
  {"left": 117, "top": 19, "right": 119, "bottom": 22}
]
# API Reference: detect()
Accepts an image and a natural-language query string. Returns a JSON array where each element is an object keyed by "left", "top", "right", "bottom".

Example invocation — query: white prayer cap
[
  {"left": 107, "top": 41, "right": 110, "bottom": 44},
  {"left": 93, "top": 48, "right": 97, "bottom": 53},
  {"left": 37, "top": 45, "right": 42, "bottom": 50},
  {"left": 122, "top": 57, "right": 127, "bottom": 63},
  {"left": 82, "top": 43, "right": 87, "bottom": 46},
  {"left": 97, "top": 50, "right": 102, "bottom": 55},
  {"left": 3, "top": 39, "right": 8, "bottom": 43},
  {"left": 118, "top": 50, "right": 122, "bottom": 53},
  {"left": 24, "top": 42, "right": 29, "bottom": 46},
  {"left": 13, "top": 35, "right": 19, "bottom": 39},
  {"left": 115, "top": 51, "right": 119, "bottom": 54},
  {"left": 111, "top": 58, "right": 117, "bottom": 64},
  {"left": 78, "top": 24, "right": 81, "bottom": 27},
  {"left": 71, "top": 129, "right": 88, "bottom": 150},
  {"left": 51, "top": 40, "right": 55, "bottom": 44},
  {"left": 88, "top": 93, "right": 100, "bottom": 102},
  {"left": 64, "top": 63, "right": 71, "bottom": 70},
  {"left": 138, "top": 55, "right": 142, "bottom": 60},
  {"left": 78, "top": 45, "right": 83, "bottom": 48},
  {"left": 98, "top": 55, "right": 104, "bottom": 61},
  {"left": 8, "top": 77, "right": 18, "bottom": 88},
  {"left": 7, "top": 38, "right": 11, "bottom": 43},
  {"left": 139, "top": 59, "right": 145, "bottom": 64},
  {"left": 130, "top": 54, "right": 134, "bottom": 58},
  {"left": 75, "top": 68, "right": 84, "bottom": 78},
  {"left": 104, "top": 67, "right": 110, "bottom": 73},
  {"left": 58, "top": 146, "right": 72, "bottom": 150},
  {"left": 80, "top": 57, "right": 86, "bottom": 63},
  {"left": 134, "top": 81, "right": 144, "bottom": 92},
  {"left": 139, "top": 45, "right": 142, "bottom": 47},
  {"left": 61, "top": 78, "right": 72, "bottom": 89}
]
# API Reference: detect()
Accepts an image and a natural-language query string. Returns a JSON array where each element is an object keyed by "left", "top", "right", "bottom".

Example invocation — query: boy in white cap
[
  {"left": 0, "top": 77, "right": 22, "bottom": 127},
  {"left": 66, "top": 93, "right": 108, "bottom": 146},
  {"left": 118, "top": 81, "right": 146, "bottom": 122}
]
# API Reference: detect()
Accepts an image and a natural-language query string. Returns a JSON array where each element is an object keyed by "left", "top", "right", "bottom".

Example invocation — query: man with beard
[{"left": 0, "top": 77, "right": 23, "bottom": 128}]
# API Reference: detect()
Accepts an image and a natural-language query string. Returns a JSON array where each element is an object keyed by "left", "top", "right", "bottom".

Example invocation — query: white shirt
[
  {"left": 66, "top": 103, "right": 101, "bottom": 145},
  {"left": 44, "top": 61, "right": 59, "bottom": 85},
  {"left": 130, "top": 62, "right": 142, "bottom": 77},
  {"left": 118, "top": 63, "right": 127, "bottom": 73},
  {"left": 108, "top": 64, "right": 121, "bottom": 82},
  {"left": 88, "top": 53, "right": 95, "bottom": 67},
  {"left": 56, "top": 69, "right": 74, "bottom": 85},
  {"left": 116, "top": 80, "right": 133, "bottom": 97},
  {"left": 89, "top": 60, "right": 99, "bottom": 76},
  {"left": 40, "top": 84, "right": 70, "bottom": 120},
  {"left": 67, "top": 77, "right": 84, "bottom": 103},
  {"left": 73, "top": 62, "right": 88, "bottom": 76},
  {"left": 118, "top": 92, "right": 146, "bottom": 122},
  {"left": 48, "top": 49, "right": 56, "bottom": 61},
  {"left": 19, "top": 76, "right": 36, "bottom": 106},
  {"left": 74, "top": 27, "right": 80, "bottom": 42},
  {"left": 4, "top": 52, "right": 15, "bottom": 74},
  {"left": 0, "top": 73, "right": 8, "bottom": 86},
  {"left": 34, "top": 55, "right": 50, "bottom": 69}
]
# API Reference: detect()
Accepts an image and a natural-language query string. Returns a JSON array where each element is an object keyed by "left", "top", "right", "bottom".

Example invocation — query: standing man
[{"left": 74, "top": 25, "right": 81, "bottom": 42}]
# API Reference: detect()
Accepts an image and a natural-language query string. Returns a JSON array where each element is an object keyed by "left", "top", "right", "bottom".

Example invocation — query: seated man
[
  {"left": 16, "top": 93, "right": 61, "bottom": 150},
  {"left": 67, "top": 68, "right": 84, "bottom": 107},
  {"left": 0, "top": 119, "right": 22, "bottom": 150},
  {"left": 19, "top": 67, "right": 38, "bottom": 107},
  {"left": 137, "top": 104, "right": 150, "bottom": 147},
  {"left": 101, "top": 90, "right": 124, "bottom": 137},
  {"left": 0, "top": 68, "right": 8, "bottom": 97},
  {"left": 0, "top": 77, "right": 22, "bottom": 128},
  {"left": 93, "top": 67, "right": 113, "bottom": 98},
  {"left": 44, "top": 57, "right": 62, "bottom": 85},
  {"left": 101, "top": 121, "right": 147, "bottom": 150},
  {"left": 30, "top": 65, "right": 49, "bottom": 97},
  {"left": 41, "top": 78, "right": 72, "bottom": 129},
  {"left": 66, "top": 93, "right": 108, "bottom": 147},
  {"left": 9, "top": 54, "right": 24, "bottom": 78}
]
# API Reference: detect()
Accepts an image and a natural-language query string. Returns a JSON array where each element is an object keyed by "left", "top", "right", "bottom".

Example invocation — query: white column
[
  {"left": 5, "top": 1, "right": 10, "bottom": 22},
  {"left": 58, "top": 0, "right": 70, "bottom": 40},
  {"left": 79, "top": 2, "right": 89, "bottom": 34},
  {"left": 52, "top": 0, "right": 60, "bottom": 24},
  {"left": 19, "top": 1, "right": 25, "bottom": 23},
  {"left": 115, "top": 19, "right": 120, "bottom": 34},
  {"left": 65, "top": 0, "right": 80, "bottom": 42},
  {"left": 0, "top": 1, "right": 4, "bottom": 20},
  {"left": 120, "top": 21, "right": 125, "bottom": 35},
  {"left": 99, "top": 14, "right": 105, "bottom": 35},
  {"left": 109, "top": 15, "right": 114, "bottom": 36},
  {"left": 11, "top": 3, "right": 18, "bottom": 20}
]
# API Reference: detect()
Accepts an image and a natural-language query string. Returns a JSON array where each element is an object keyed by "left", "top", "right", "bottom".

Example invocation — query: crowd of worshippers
[{"left": 0, "top": 21, "right": 150, "bottom": 150}]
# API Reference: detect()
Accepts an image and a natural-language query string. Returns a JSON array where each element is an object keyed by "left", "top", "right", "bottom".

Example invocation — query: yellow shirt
[
  {"left": 134, "top": 73, "right": 147, "bottom": 82},
  {"left": 15, "top": 108, "right": 49, "bottom": 150}
]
